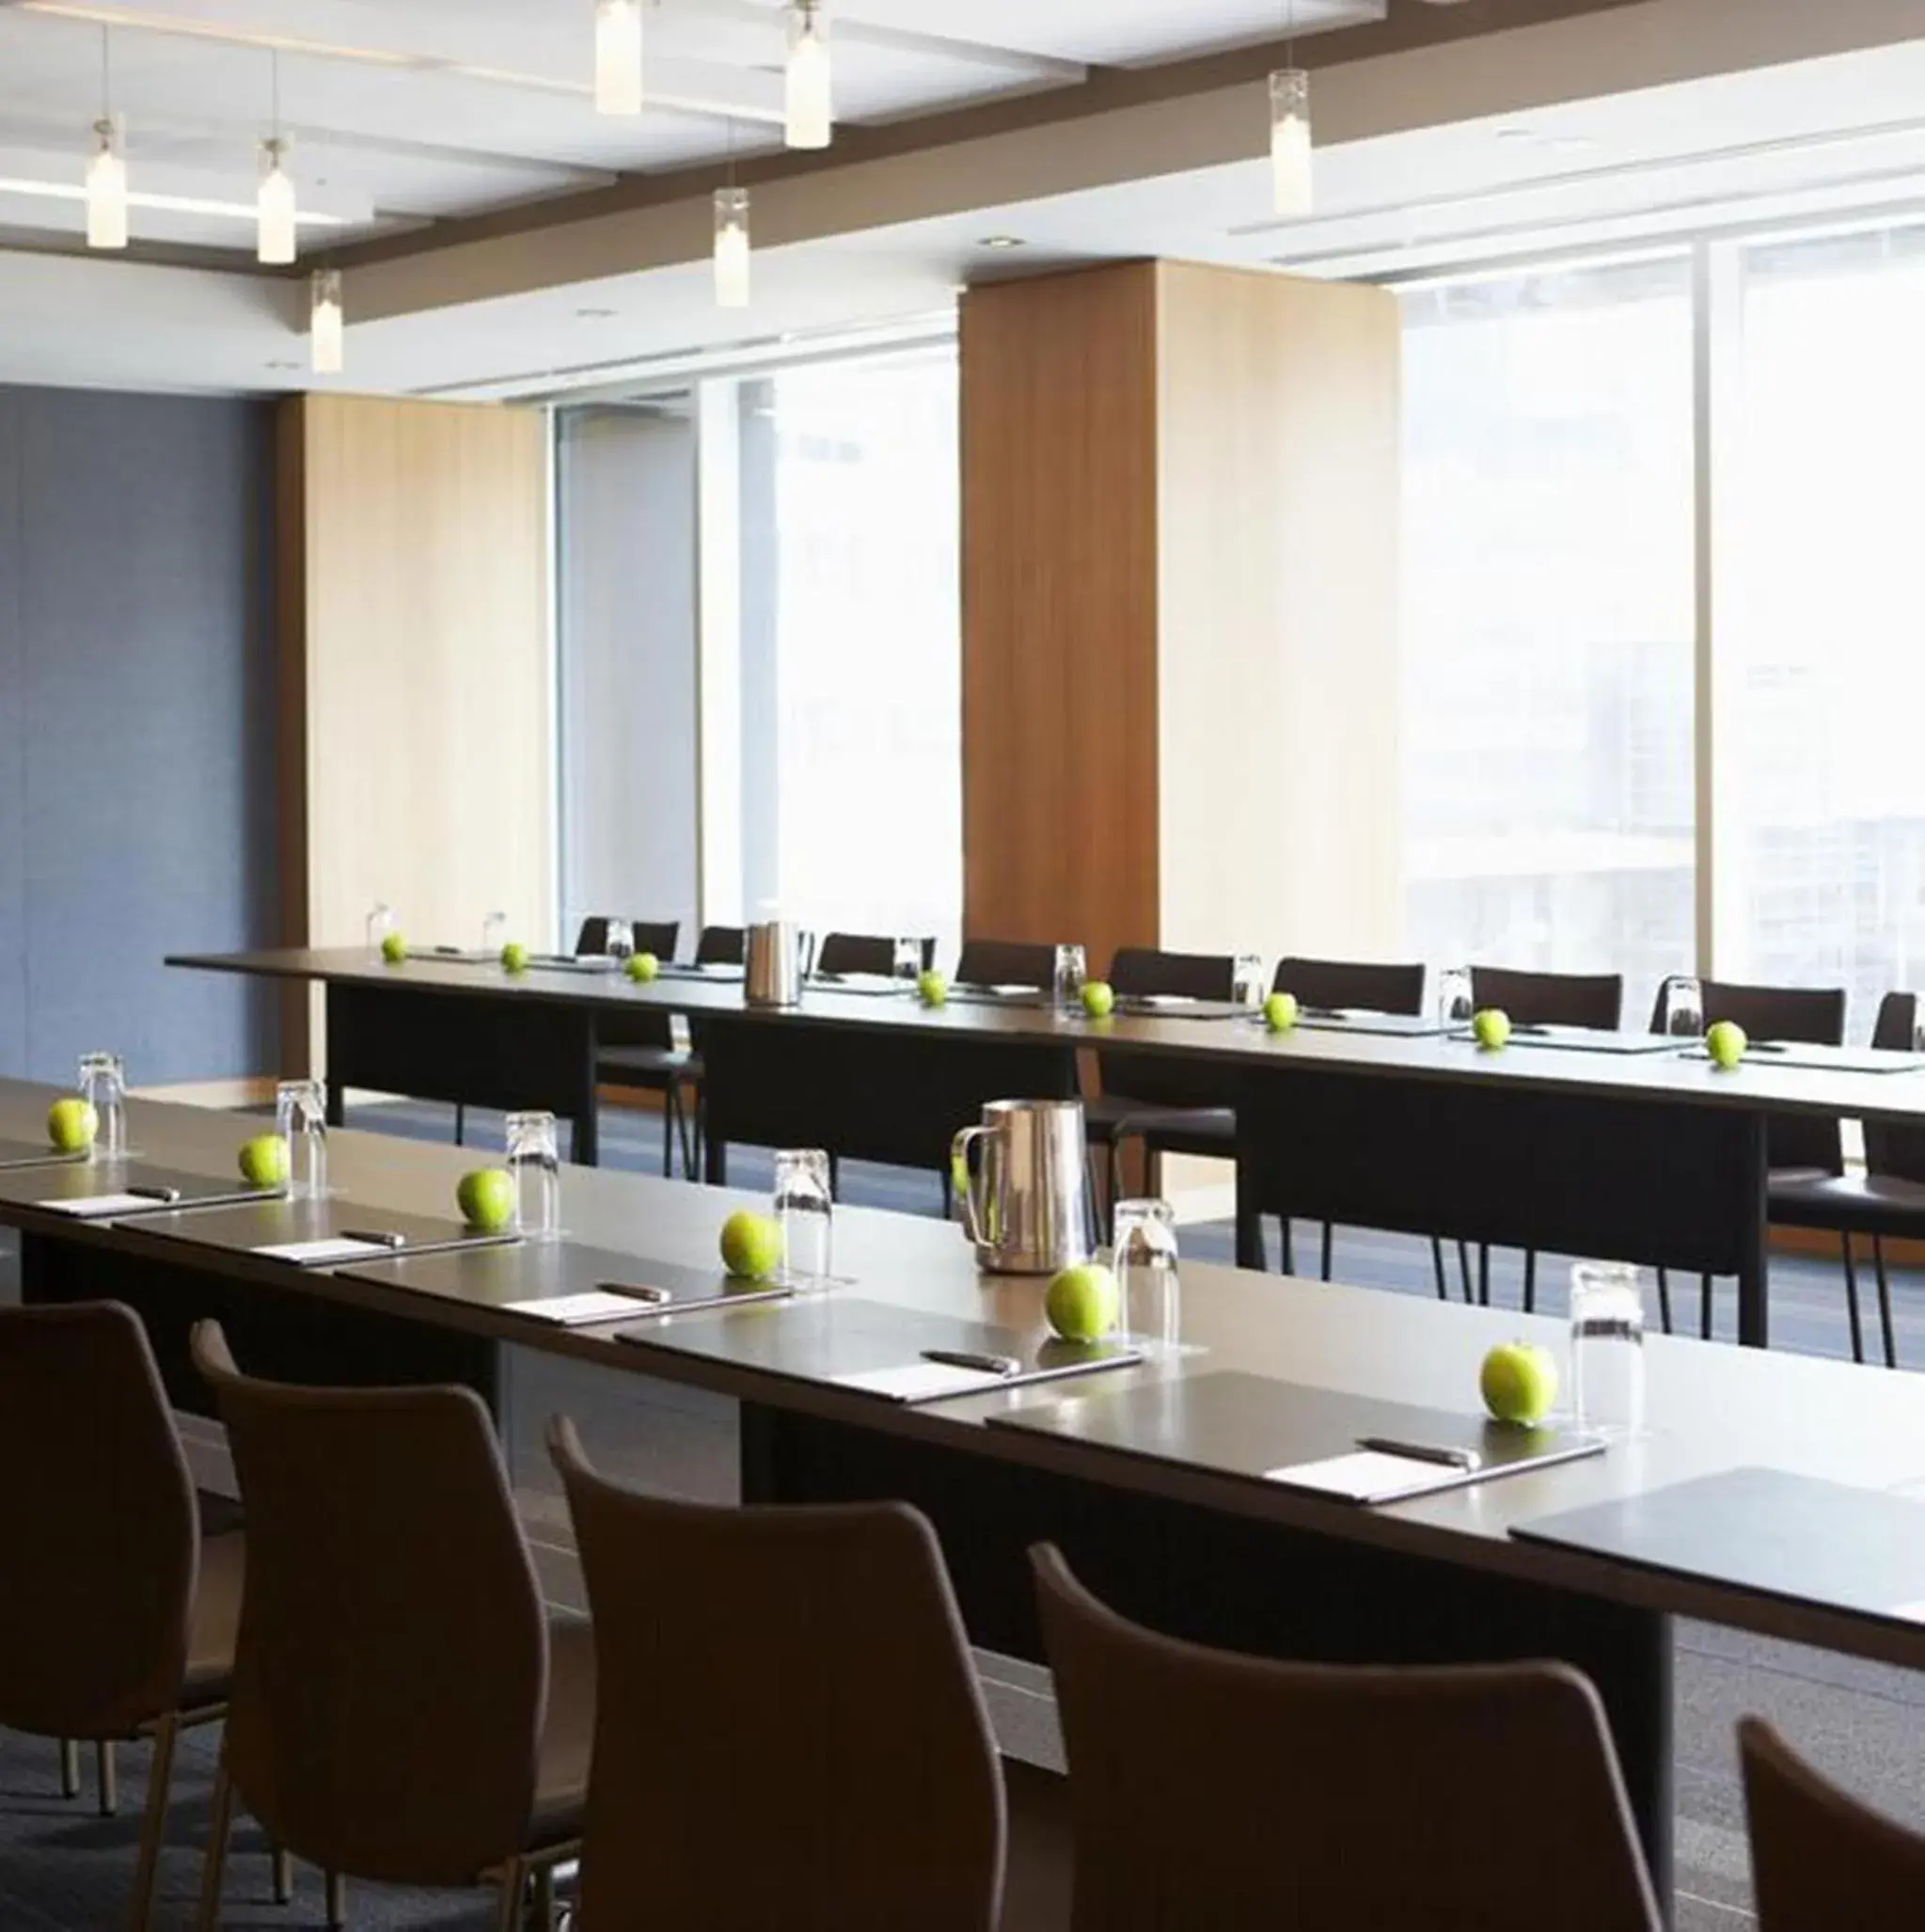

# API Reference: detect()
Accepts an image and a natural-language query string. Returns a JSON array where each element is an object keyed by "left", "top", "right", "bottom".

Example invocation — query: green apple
[
  {"left": 1263, "top": 990, "right": 1300, "bottom": 1034},
  {"left": 1046, "top": 1262, "right": 1120, "bottom": 1342},
  {"left": 380, "top": 931, "right": 408, "bottom": 965},
  {"left": 917, "top": 969, "right": 949, "bottom": 1008},
  {"left": 719, "top": 1209, "right": 783, "bottom": 1282},
  {"left": 46, "top": 1097, "right": 98, "bottom": 1153},
  {"left": 238, "top": 1133, "right": 290, "bottom": 1188},
  {"left": 1480, "top": 1340, "right": 1558, "bottom": 1426},
  {"left": 1081, "top": 980, "right": 1115, "bottom": 1021},
  {"left": 1472, "top": 1006, "right": 1512, "bottom": 1051},
  {"left": 457, "top": 1166, "right": 516, "bottom": 1234},
  {"left": 500, "top": 942, "right": 530, "bottom": 974},
  {"left": 625, "top": 951, "right": 660, "bottom": 984},
  {"left": 1706, "top": 1019, "right": 1747, "bottom": 1069}
]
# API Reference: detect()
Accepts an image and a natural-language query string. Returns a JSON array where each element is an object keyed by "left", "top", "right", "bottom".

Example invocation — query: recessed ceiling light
[{"left": 979, "top": 234, "right": 1025, "bottom": 249}]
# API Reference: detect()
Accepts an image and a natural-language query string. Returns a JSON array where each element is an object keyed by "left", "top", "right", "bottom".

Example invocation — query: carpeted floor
[{"left": 5, "top": 1095, "right": 1925, "bottom": 1928}]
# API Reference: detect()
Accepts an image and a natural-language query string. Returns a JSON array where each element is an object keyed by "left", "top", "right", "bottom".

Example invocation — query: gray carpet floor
[{"left": 5, "top": 1095, "right": 1925, "bottom": 1927}]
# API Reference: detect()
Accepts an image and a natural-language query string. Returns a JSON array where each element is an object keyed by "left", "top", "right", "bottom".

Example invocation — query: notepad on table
[
  {"left": 36, "top": 1192, "right": 164, "bottom": 1219},
  {"left": 833, "top": 1361, "right": 1010, "bottom": 1403},
  {"left": 506, "top": 1289, "right": 666, "bottom": 1326},
  {"left": 252, "top": 1237, "right": 401, "bottom": 1266},
  {"left": 1265, "top": 1450, "right": 1471, "bottom": 1504}
]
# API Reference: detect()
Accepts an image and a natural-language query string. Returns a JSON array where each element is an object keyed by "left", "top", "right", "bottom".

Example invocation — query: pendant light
[
  {"left": 784, "top": 1, "right": 832, "bottom": 150},
  {"left": 309, "top": 268, "right": 344, "bottom": 374},
  {"left": 257, "top": 53, "right": 296, "bottom": 265},
  {"left": 85, "top": 29, "right": 126, "bottom": 250},
  {"left": 1269, "top": 2, "right": 1313, "bottom": 218},
  {"left": 594, "top": 0, "right": 644, "bottom": 116},
  {"left": 714, "top": 186, "right": 750, "bottom": 309}
]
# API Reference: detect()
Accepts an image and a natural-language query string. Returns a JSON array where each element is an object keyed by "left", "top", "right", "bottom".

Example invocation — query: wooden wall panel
[
  {"left": 961, "top": 264, "right": 1161, "bottom": 980},
  {"left": 279, "top": 393, "right": 551, "bottom": 1073}
]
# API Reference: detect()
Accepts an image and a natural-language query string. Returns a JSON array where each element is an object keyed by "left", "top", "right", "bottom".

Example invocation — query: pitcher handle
[
  {"left": 950, "top": 1126, "right": 987, "bottom": 1245},
  {"left": 797, "top": 928, "right": 818, "bottom": 981}
]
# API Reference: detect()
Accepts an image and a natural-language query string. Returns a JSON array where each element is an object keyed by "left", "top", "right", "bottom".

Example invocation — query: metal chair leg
[
  {"left": 659, "top": 1086, "right": 674, "bottom": 1178},
  {"left": 495, "top": 1860, "right": 526, "bottom": 1932},
  {"left": 1458, "top": 1241, "right": 1475, "bottom": 1304},
  {"left": 59, "top": 1737, "right": 80, "bottom": 1798},
  {"left": 325, "top": 1872, "right": 347, "bottom": 1929},
  {"left": 1699, "top": 1273, "right": 1714, "bottom": 1342},
  {"left": 1430, "top": 1238, "right": 1450, "bottom": 1300},
  {"left": 129, "top": 1715, "right": 179, "bottom": 1932},
  {"left": 1656, "top": 1268, "right": 1674, "bottom": 1335},
  {"left": 1319, "top": 1222, "right": 1333, "bottom": 1281},
  {"left": 272, "top": 1846, "right": 294, "bottom": 1906},
  {"left": 1840, "top": 1232, "right": 1866, "bottom": 1365},
  {"left": 195, "top": 1753, "right": 235, "bottom": 1932},
  {"left": 1873, "top": 1235, "right": 1899, "bottom": 1370},
  {"left": 1477, "top": 1244, "right": 1491, "bottom": 1307},
  {"left": 454, "top": 1103, "right": 466, "bottom": 1147},
  {"left": 1279, "top": 1218, "right": 1295, "bottom": 1277},
  {"left": 97, "top": 1738, "right": 118, "bottom": 1816}
]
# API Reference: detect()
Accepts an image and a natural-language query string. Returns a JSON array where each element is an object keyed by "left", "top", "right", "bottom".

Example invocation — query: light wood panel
[
  {"left": 961, "top": 263, "right": 1161, "bottom": 979},
  {"left": 278, "top": 393, "right": 551, "bottom": 1073}
]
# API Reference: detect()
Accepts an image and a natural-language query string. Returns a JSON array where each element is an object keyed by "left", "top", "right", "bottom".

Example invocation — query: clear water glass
[
  {"left": 1913, "top": 995, "right": 1925, "bottom": 1055},
  {"left": 274, "top": 1078, "right": 328, "bottom": 1199},
  {"left": 77, "top": 1052, "right": 127, "bottom": 1161},
  {"left": 482, "top": 911, "right": 508, "bottom": 958},
  {"left": 506, "top": 1110, "right": 560, "bottom": 1236},
  {"left": 893, "top": 937, "right": 923, "bottom": 981},
  {"left": 365, "top": 903, "right": 395, "bottom": 950},
  {"left": 1234, "top": 955, "right": 1267, "bottom": 1010},
  {"left": 604, "top": 918, "right": 635, "bottom": 962},
  {"left": 1438, "top": 966, "right": 1474, "bottom": 1029},
  {"left": 1662, "top": 975, "right": 1704, "bottom": 1039},
  {"left": 774, "top": 1148, "right": 833, "bottom": 1285},
  {"left": 1570, "top": 1260, "right": 1646, "bottom": 1437},
  {"left": 1053, "top": 944, "right": 1087, "bottom": 1014},
  {"left": 1112, "top": 1197, "right": 1179, "bottom": 1346}
]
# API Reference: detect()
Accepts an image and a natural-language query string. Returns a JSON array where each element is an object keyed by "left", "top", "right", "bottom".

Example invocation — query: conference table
[
  {"left": 171, "top": 945, "right": 1925, "bottom": 1350},
  {"left": 9, "top": 1074, "right": 1925, "bottom": 1920}
]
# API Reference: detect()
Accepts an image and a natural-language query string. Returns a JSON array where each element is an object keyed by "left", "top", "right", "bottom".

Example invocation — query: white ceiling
[{"left": 0, "top": 0, "right": 1380, "bottom": 255}]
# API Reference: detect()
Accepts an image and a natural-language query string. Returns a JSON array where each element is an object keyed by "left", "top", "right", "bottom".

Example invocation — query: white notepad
[
  {"left": 36, "top": 1192, "right": 162, "bottom": 1219},
  {"left": 834, "top": 1362, "right": 1009, "bottom": 1402},
  {"left": 1264, "top": 1450, "right": 1460, "bottom": 1504},
  {"left": 253, "top": 1237, "right": 397, "bottom": 1266},
  {"left": 506, "top": 1290, "right": 656, "bottom": 1326}
]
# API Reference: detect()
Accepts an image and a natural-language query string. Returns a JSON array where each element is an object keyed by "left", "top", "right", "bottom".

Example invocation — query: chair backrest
[
  {"left": 550, "top": 1418, "right": 1003, "bottom": 1932},
  {"left": 1866, "top": 992, "right": 1925, "bottom": 1182},
  {"left": 191, "top": 1322, "right": 549, "bottom": 1888},
  {"left": 1108, "top": 947, "right": 1237, "bottom": 1002},
  {"left": 0, "top": 1303, "right": 198, "bottom": 1739},
  {"left": 1472, "top": 966, "right": 1623, "bottom": 1029},
  {"left": 1740, "top": 1716, "right": 1925, "bottom": 1931},
  {"left": 1031, "top": 1544, "right": 1662, "bottom": 1932},
  {"left": 955, "top": 939, "right": 1059, "bottom": 991},
  {"left": 574, "top": 916, "right": 680, "bottom": 960},
  {"left": 1100, "top": 948, "right": 1240, "bottom": 1111},
  {"left": 817, "top": 931, "right": 937, "bottom": 977},
  {"left": 1272, "top": 956, "right": 1426, "bottom": 1016},
  {"left": 696, "top": 924, "right": 745, "bottom": 966}
]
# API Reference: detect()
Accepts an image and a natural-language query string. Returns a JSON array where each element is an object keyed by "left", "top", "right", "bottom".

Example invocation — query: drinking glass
[
  {"left": 604, "top": 918, "right": 635, "bottom": 962},
  {"left": 892, "top": 937, "right": 923, "bottom": 982},
  {"left": 774, "top": 1148, "right": 833, "bottom": 1285},
  {"left": 365, "top": 903, "right": 395, "bottom": 951},
  {"left": 77, "top": 1052, "right": 127, "bottom": 1162},
  {"left": 1570, "top": 1260, "right": 1646, "bottom": 1438},
  {"left": 1913, "top": 996, "right": 1925, "bottom": 1055},
  {"left": 506, "top": 1110, "right": 560, "bottom": 1236},
  {"left": 1438, "top": 966, "right": 1474, "bottom": 1029},
  {"left": 1053, "top": 944, "right": 1087, "bottom": 1014},
  {"left": 482, "top": 911, "right": 508, "bottom": 958},
  {"left": 1112, "top": 1197, "right": 1179, "bottom": 1346},
  {"left": 1661, "top": 975, "right": 1704, "bottom": 1039},
  {"left": 1234, "top": 955, "right": 1267, "bottom": 1010},
  {"left": 275, "top": 1078, "right": 328, "bottom": 1199}
]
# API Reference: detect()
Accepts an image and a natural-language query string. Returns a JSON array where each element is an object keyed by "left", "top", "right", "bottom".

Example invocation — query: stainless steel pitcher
[
  {"left": 951, "top": 1099, "right": 1093, "bottom": 1275},
  {"left": 745, "top": 920, "right": 816, "bottom": 1007}
]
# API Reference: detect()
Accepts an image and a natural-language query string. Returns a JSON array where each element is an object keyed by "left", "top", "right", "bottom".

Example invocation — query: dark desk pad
[
  {"left": 0, "top": 1160, "right": 280, "bottom": 1216},
  {"left": 0, "top": 1136, "right": 87, "bottom": 1172},
  {"left": 1513, "top": 1468, "right": 1925, "bottom": 1623},
  {"left": 988, "top": 1370, "right": 1605, "bottom": 1502},
  {"left": 1680, "top": 1043, "right": 1925, "bottom": 1075},
  {"left": 126, "top": 1196, "right": 517, "bottom": 1264},
  {"left": 612, "top": 1294, "right": 1141, "bottom": 1401},
  {"left": 340, "top": 1240, "right": 786, "bottom": 1319}
]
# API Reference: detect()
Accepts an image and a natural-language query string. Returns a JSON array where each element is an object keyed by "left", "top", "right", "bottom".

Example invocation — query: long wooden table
[
  {"left": 171, "top": 946, "right": 1925, "bottom": 1350},
  {"left": 10, "top": 1075, "right": 1925, "bottom": 1918}
]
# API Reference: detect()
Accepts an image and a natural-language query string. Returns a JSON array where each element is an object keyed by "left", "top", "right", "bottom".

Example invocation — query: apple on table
[
  {"left": 1046, "top": 1262, "right": 1119, "bottom": 1341},
  {"left": 1264, "top": 991, "right": 1299, "bottom": 1033},
  {"left": 1480, "top": 1340, "right": 1558, "bottom": 1425},
  {"left": 238, "top": 1133, "right": 290, "bottom": 1189},
  {"left": 1080, "top": 981, "right": 1115, "bottom": 1021},
  {"left": 46, "top": 1097, "right": 98, "bottom": 1153},
  {"left": 720, "top": 1209, "right": 783, "bottom": 1282},
  {"left": 1706, "top": 1019, "right": 1747, "bottom": 1069},
  {"left": 625, "top": 952, "right": 659, "bottom": 984},
  {"left": 1472, "top": 1007, "right": 1512, "bottom": 1051},
  {"left": 917, "top": 969, "right": 949, "bottom": 1007},
  {"left": 457, "top": 1167, "right": 516, "bottom": 1234},
  {"left": 380, "top": 931, "right": 408, "bottom": 965}
]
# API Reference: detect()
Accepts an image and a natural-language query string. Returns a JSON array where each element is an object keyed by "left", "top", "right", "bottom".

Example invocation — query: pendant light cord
[{"left": 99, "top": 23, "right": 110, "bottom": 118}]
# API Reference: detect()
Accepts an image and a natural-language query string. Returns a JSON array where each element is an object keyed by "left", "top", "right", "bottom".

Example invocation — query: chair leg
[
  {"left": 98, "top": 1738, "right": 118, "bottom": 1816},
  {"left": 1477, "top": 1244, "right": 1491, "bottom": 1307},
  {"left": 325, "top": 1872, "right": 347, "bottom": 1930},
  {"left": 495, "top": 1860, "right": 526, "bottom": 1932},
  {"left": 454, "top": 1103, "right": 466, "bottom": 1147},
  {"left": 1279, "top": 1218, "right": 1295, "bottom": 1277},
  {"left": 1840, "top": 1232, "right": 1866, "bottom": 1365},
  {"left": 195, "top": 1752, "right": 235, "bottom": 1932},
  {"left": 59, "top": 1737, "right": 80, "bottom": 1798},
  {"left": 129, "top": 1715, "right": 179, "bottom": 1932},
  {"left": 272, "top": 1846, "right": 294, "bottom": 1906},
  {"left": 1319, "top": 1222, "right": 1333, "bottom": 1282},
  {"left": 1699, "top": 1273, "right": 1714, "bottom": 1342},
  {"left": 659, "top": 1086, "right": 674, "bottom": 1178},
  {"left": 1523, "top": 1249, "right": 1538, "bottom": 1315},
  {"left": 1656, "top": 1268, "right": 1674, "bottom": 1335},
  {"left": 1873, "top": 1235, "right": 1899, "bottom": 1370},
  {"left": 1457, "top": 1241, "right": 1475, "bottom": 1304},
  {"left": 1430, "top": 1238, "right": 1449, "bottom": 1301}
]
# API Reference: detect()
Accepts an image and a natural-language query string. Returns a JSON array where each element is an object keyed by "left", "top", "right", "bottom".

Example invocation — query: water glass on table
[
  {"left": 893, "top": 937, "right": 923, "bottom": 984},
  {"left": 1112, "top": 1196, "right": 1180, "bottom": 1346},
  {"left": 603, "top": 918, "right": 635, "bottom": 963},
  {"left": 365, "top": 903, "right": 395, "bottom": 952},
  {"left": 275, "top": 1078, "right": 328, "bottom": 1199},
  {"left": 1053, "top": 944, "right": 1087, "bottom": 1015},
  {"left": 482, "top": 911, "right": 508, "bottom": 958},
  {"left": 77, "top": 1052, "right": 128, "bottom": 1162},
  {"left": 1570, "top": 1260, "right": 1646, "bottom": 1437},
  {"left": 1438, "top": 967, "right": 1474, "bottom": 1030},
  {"left": 775, "top": 1148, "right": 833, "bottom": 1285},
  {"left": 1661, "top": 975, "right": 1704, "bottom": 1040},
  {"left": 1234, "top": 955, "right": 1267, "bottom": 1011},
  {"left": 506, "top": 1110, "right": 560, "bottom": 1236}
]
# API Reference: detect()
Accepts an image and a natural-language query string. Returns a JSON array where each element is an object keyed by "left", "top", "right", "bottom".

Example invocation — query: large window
[
  {"left": 1725, "top": 225, "right": 1925, "bottom": 1028},
  {"left": 1401, "top": 260, "right": 1696, "bottom": 1019}
]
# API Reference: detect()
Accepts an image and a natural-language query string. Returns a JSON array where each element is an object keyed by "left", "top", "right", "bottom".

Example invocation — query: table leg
[{"left": 1735, "top": 1114, "right": 1770, "bottom": 1351}]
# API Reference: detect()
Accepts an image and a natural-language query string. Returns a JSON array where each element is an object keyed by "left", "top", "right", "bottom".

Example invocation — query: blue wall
[{"left": 0, "top": 385, "right": 280, "bottom": 1085}]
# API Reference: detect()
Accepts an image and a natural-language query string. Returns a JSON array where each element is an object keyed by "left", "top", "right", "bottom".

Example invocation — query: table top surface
[
  {"left": 170, "top": 945, "right": 1925, "bottom": 1123},
  {"left": 8, "top": 1069, "right": 1925, "bottom": 1669}
]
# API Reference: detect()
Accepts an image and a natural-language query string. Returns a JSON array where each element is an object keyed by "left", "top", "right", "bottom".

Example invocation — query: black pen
[
  {"left": 339, "top": 1228, "right": 406, "bottom": 1248},
  {"left": 922, "top": 1348, "right": 1019, "bottom": 1377},
  {"left": 596, "top": 1281, "right": 671, "bottom": 1305},
  {"left": 125, "top": 1184, "right": 182, "bottom": 1203},
  {"left": 1355, "top": 1436, "right": 1481, "bottom": 1470}
]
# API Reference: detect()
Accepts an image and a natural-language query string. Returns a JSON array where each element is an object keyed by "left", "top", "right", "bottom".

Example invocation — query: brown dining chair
[
  {"left": 1031, "top": 1543, "right": 1663, "bottom": 1932},
  {"left": 547, "top": 1417, "right": 1003, "bottom": 1931},
  {"left": 815, "top": 930, "right": 938, "bottom": 977},
  {"left": 190, "top": 1322, "right": 591, "bottom": 1932},
  {"left": 1646, "top": 979, "right": 1846, "bottom": 1342},
  {"left": 1740, "top": 1717, "right": 1925, "bottom": 1929},
  {"left": 0, "top": 1303, "right": 251, "bottom": 1931}
]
